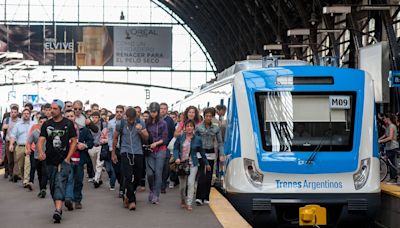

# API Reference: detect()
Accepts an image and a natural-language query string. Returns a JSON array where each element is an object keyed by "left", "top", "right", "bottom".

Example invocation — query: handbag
[
  {"left": 176, "top": 160, "right": 190, "bottom": 176},
  {"left": 99, "top": 144, "right": 110, "bottom": 161},
  {"left": 169, "top": 156, "right": 177, "bottom": 171}
]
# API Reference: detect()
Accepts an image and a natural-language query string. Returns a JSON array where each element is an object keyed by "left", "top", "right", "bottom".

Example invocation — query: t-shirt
[
  {"left": 27, "top": 129, "right": 45, "bottom": 159},
  {"left": 181, "top": 138, "right": 191, "bottom": 162},
  {"left": 385, "top": 123, "right": 399, "bottom": 150},
  {"left": 40, "top": 117, "right": 77, "bottom": 165}
]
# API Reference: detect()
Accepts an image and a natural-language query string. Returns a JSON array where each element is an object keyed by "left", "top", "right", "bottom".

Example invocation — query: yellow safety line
[
  {"left": 381, "top": 183, "right": 400, "bottom": 198},
  {"left": 209, "top": 188, "right": 252, "bottom": 228}
]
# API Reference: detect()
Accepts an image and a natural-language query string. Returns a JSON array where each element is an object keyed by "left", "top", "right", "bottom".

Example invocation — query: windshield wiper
[{"left": 305, "top": 129, "right": 331, "bottom": 165}]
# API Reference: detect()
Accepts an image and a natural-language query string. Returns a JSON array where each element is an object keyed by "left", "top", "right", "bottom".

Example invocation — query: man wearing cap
[{"left": 37, "top": 99, "right": 77, "bottom": 223}]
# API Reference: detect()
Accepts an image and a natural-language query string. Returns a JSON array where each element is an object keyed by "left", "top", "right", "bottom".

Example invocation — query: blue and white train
[{"left": 175, "top": 60, "right": 380, "bottom": 227}]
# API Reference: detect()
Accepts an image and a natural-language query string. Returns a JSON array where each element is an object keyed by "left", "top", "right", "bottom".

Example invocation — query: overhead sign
[
  {"left": 389, "top": 70, "right": 400, "bottom": 87},
  {"left": 0, "top": 25, "right": 172, "bottom": 68},
  {"left": 113, "top": 26, "right": 172, "bottom": 67}
]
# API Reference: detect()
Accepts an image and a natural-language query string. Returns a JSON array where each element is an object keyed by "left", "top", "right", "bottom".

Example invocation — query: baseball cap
[{"left": 52, "top": 99, "right": 65, "bottom": 110}]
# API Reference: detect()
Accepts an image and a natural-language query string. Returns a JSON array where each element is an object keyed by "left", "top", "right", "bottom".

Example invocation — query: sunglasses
[{"left": 74, "top": 108, "right": 82, "bottom": 111}]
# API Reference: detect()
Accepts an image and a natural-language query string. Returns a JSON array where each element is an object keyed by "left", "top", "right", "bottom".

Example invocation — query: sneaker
[
  {"left": 148, "top": 192, "right": 154, "bottom": 202},
  {"left": 151, "top": 196, "right": 160, "bottom": 205},
  {"left": 195, "top": 199, "right": 203, "bottom": 206},
  {"left": 75, "top": 202, "right": 82, "bottom": 209},
  {"left": 203, "top": 200, "right": 210, "bottom": 204},
  {"left": 26, "top": 183, "right": 33, "bottom": 191},
  {"left": 94, "top": 180, "right": 103, "bottom": 188},
  {"left": 169, "top": 182, "right": 175, "bottom": 189},
  {"left": 88, "top": 178, "right": 94, "bottom": 183},
  {"left": 53, "top": 210, "right": 62, "bottom": 223},
  {"left": 119, "top": 191, "right": 124, "bottom": 198},
  {"left": 65, "top": 200, "right": 74, "bottom": 211},
  {"left": 386, "top": 179, "right": 398, "bottom": 185},
  {"left": 110, "top": 186, "right": 115, "bottom": 191},
  {"left": 37, "top": 190, "right": 46, "bottom": 198}
]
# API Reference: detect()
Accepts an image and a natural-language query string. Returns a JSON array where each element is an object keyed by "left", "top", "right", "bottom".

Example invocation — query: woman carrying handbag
[{"left": 173, "top": 119, "right": 210, "bottom": 211}]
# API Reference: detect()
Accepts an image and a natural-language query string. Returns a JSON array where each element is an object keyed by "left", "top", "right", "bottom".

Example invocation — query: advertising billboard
[{"left": 0, "top": 25, "right": 172, "bottom": 68}]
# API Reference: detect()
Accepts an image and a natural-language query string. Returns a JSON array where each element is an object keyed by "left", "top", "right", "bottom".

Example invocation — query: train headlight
[
  {"left": 244, "top": 158, "right": 264, "bottom": 187},
  {"left": 353, "top": 158, "right": 370, "bottom": 190}
]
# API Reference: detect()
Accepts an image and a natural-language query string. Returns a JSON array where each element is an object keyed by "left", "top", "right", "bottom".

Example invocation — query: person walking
[
  {"left": 195, "top": 108, "right": 224, "bottom": 205},
  {"left": 112, "top": 107, "right": 148, "bottom": 210},
  {"left": 2, "top": 105, "right": 20, "bottom": 180},
  {"left": 173, "top": 119, "right": 210, "bottom": 211},
  {"left": 64, "top": 109, "right": 94, "bottom": 210},
  {"left": 108, "top": 105, "right": 125, "bottom": 198},
  {"left": 26, "top": 114, "right": 48, "bottom": 197},
  {"left": 9, "top": 108, "right": 33, "bottom": 188},
  {"left": 159, "top": 103, "right": 175, "bottom": 193},
  {"left": 145, "top": 102, "right": 168, "bottom": 205},
  {"left": 37, "top": 99, "right": 77, "bottom": 223}
]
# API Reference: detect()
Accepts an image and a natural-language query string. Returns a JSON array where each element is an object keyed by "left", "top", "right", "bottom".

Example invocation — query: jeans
[
  {"left": 146, "top": 151, "right": 166, "bottom": 198},
  {"left": 140, "top": 155, "right": 146, "bottom": 187},
  {"left": 112, "top": 149, "right": 125, "bottom": 192},
  {"left": 161, "top": 151, "right": 171, "bottom": 190},
  {"left": 196, "top": 159, "right": 214, "bottom": 201},
  {"left": 121, "top": 153, "right": 143, "bottom": 203},
  {"left": 178, "top": 164, "right": 198, "bottom": 206},
  {"left": 30, "top": 158, "right": 47, "bottom": 190},
  {"left": 47, "top": 161, "right": 71, "bottom": 201},
  {"left": 82, "top": 150, "right": 94, "bottom": 178},
  {"left": 387, "top": 149, "right": 398, "bottom": 180},
  {"left": 104, "top": 160, "right": 116, "bottom": 187}
]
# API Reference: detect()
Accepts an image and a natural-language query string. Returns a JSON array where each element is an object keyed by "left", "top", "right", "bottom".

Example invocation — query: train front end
[{"left": 224, "top": 66, "right": 380, "bottom": 227}]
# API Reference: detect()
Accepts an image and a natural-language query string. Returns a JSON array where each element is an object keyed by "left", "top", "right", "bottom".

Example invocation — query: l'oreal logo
[
  {"left": 125, "top": 28, "right": 158, "bottom": 38},
  {"left": 44, "top": 38, "right": 74, "bottom": 53}
]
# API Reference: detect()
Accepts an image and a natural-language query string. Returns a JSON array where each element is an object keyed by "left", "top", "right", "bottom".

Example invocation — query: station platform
[
  {"left": 375, "top": 183, "right": 400, "bottom": 228},
  {"left": 0, "top": 168, "right": 249, "bottom": 228}
]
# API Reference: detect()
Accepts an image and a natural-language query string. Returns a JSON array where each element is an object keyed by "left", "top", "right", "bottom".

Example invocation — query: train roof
[{"left": 216, "top": 59, "right": 310, "bottom": 81}]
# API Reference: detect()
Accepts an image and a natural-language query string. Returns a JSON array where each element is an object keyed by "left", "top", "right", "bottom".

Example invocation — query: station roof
[{"left": 158, "top": 0, "right": 350, "bottom": 72}]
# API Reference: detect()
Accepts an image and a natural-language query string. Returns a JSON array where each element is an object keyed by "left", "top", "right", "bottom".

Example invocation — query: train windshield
[{"left": 255, "top": 92, "right": 356, "bottom": 152}]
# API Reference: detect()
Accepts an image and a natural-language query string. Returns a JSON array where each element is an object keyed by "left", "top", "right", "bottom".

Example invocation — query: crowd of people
[{"left": 0, "top": 100, "right": 227, "bottom": 223}]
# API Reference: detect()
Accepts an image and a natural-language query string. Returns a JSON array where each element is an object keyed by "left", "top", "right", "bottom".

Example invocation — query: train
[{"left": 174, "top": 59, "right": 380, "bottom": 227}]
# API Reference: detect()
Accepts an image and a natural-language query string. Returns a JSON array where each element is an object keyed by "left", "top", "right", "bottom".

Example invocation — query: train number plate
[{"left": 329, "top": 96, "right": 350, "bottom": 109}]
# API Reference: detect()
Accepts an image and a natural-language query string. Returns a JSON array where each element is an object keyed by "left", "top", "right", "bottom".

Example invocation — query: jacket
[
  {"left": 79, "top": 127, "right": 94, "bottom": 152},
  {"left": 173, "top": 133, "right": 209, "bottom": 167}
]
